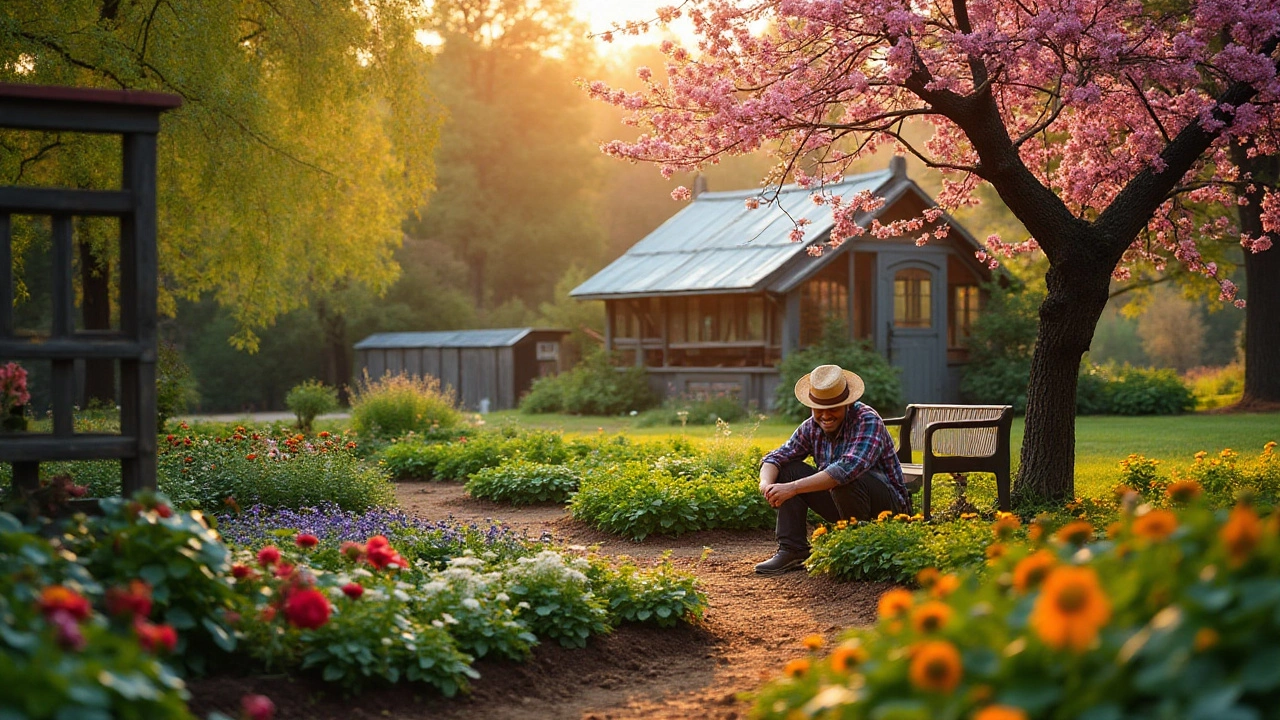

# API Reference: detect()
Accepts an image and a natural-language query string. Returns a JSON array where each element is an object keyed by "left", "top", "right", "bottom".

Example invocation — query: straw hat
[{"left": 793, "top": 364, "right": 864, "bottom": 409}]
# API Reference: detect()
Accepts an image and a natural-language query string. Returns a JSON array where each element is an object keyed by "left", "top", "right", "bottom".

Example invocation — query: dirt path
[{"left": 189, "top": 482, "right": 888, "bottom": 720}]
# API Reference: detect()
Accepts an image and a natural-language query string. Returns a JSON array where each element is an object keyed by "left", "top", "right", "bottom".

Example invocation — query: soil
[{"left": 187, "top": 482, "right": 890, "bottom": 720}]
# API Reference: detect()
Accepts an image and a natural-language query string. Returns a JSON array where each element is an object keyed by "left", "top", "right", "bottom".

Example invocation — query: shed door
[{"left": 886, "top": 263, "right": 945, "bottom": 402}]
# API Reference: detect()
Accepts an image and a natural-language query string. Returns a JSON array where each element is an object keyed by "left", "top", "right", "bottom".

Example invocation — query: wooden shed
[
  {"left": 571, "top": 158, "right": 995, "bottom": 409},
  {"left": 353, "top": 328, "right": 569, "bottom": 411}
]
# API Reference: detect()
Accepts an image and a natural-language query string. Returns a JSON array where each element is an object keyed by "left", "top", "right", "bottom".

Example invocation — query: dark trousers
[{"left": 773, "top": 460, "right": 907, "bottom": 553}]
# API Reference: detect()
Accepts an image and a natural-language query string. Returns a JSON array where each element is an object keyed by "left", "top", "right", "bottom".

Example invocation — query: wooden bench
[{"left": 883, "top": 404, "right": 1014, "bottom": 520}]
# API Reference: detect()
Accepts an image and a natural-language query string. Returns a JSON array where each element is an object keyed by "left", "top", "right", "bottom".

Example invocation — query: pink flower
[{"left": 241, "top": 694, "right": 276, "bottom": 720}]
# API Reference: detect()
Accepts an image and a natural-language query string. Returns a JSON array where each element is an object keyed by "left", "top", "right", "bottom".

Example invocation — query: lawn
[{"left": 489, "top": 408, "right": 1280, "bottom": 502}]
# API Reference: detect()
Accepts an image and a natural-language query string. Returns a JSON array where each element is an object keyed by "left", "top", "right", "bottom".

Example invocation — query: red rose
[
  {"left": 260, "top": 606, "right": 277, "bottom": 622},
  {"left": 257, "top": 546, "right": 281, "bottom": 567},
  {"left": 241, "top": 694, "right": 276, "bottom": 720},
  {"left": 154, "top": 503, "right": 173, "bottom": 518},
  {"left": 246, "top": 453, "right": 258, "bottom": 461},
  {"left": 105, "top": 580, "right": 152, "bottom": 618},
  {"left": 38, "top": 586, "right": 91, "bottom": 621},
  {"left": 339, "top": 541, "right": 365, "bottom": 562},
  {"left": 318, "top": 431, "right": 331, "bottom": 438},
  {"left": 231, "top": 564, "right": 253, "bottom": 579},
  {"left": 283, "top": 588, "right": 331, "bottom": 630},
  {"left": 134, "top": 617, "right": 178, "bottom": 653},
  {"left": 295, "top": 533, "right": 319, "bottom": 549},
  {"left": 341, "top": 582, "right": 364, "bottom": 600},
  {"left": 273, "top": 562, "right": 295, "bottom": 579}
]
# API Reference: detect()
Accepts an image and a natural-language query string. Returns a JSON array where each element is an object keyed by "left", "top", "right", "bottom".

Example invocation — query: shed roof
[
  {"left": 354, "top": 328, "right": 566, "bottom": 350},
  {"left": 572, "top": 167, "right": 896, "bottom": 300}
]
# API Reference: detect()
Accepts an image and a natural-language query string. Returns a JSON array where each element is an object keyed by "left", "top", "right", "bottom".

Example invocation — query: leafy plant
[
  {"left": 519, "top": 350, "right": 657, "bottom": 416},
  {"left": 588, "top": 554, "right": 708, "bottom": 627},
  {"left": 351, "top": 372, "right": 462, "bottom": 440},
  {"left": 466, "top": 460, "right": 581, "bottom": 505},
  {"left": 501, "top": 550, "right": 610, "bottom": 648},
  {"left": 157, "top": 342, "right": 198, "bottom": 432},
  {"left": 775, "top": 317, "right": 903, "bottom": 421},
  {"left": 414, "top": 555, "right": 537, "bottom": 661},
  {"left": 285, "top": 379, "right": 340, "bottom": 432},
  {"left": 960, "top": 282, "right": 1042, "bottom": 412}
]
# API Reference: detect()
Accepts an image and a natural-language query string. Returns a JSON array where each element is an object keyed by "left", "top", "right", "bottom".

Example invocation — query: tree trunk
[
  {"left": 314, "top": 297, "right": 353, "bottom": 404},
  {"left": 1013, "top": 260, "right": 1113, "bottom": 505},
  {"left": 1234, "top": 148, "right": 1280, "bottom": 406},
  {"left": 79, "top": 240, "right": 114, "bottom": 407}
]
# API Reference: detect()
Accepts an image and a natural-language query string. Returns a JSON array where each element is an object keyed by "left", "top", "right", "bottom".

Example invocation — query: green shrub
[
  {"left": 377, "top": 439, "right": 453, "bottom": 480},
  {"left": 755, "top": 501, "right": 1280, "bottom": 719},
  {"left": 156, "top": 429, "right": 396, "bottom": 512},
  {"left": 1105, "top": 365, "right": 1196, "bottom": 415},
  {"left": 501, "top": 550, "right": 611, "bottom": 648},
  {"left": 157, "top": 341, "right": 198, "bottom": 432},
  {"left": 351, "top": 372, "right": 462, "bottom": 440},
  {"left": 588, "top": 554, "right": 708, "bottom": 627},
  {"left": 806, "top": 514, "right": 997, "bottom": 583},
  {"left": 466, "top": 460, "right": 581, "bottom": 505},
  {"left": 1125, "top": 443, "right": 1280, "bottom": 510},
  {"left": 0, "top": 512, "right": 194, "bottom": 720},
  {"left": 570, "top": 461, "right": 773, "bottom": 541},
  {"left": 960, "top": 282, "right": 1042, "bottom": 412},
  {"left": 519, "top": 350, "right": 658, "bottom": 416},
  {"left": 378, "top": 430, "right": 572, "bottom": 482},
  {"left": 775, "top": 318, "right": 903, "bottom": 421},
  {"left": 414, "top": 555, "right": 537, "bottom": 661},
  {"left": 635, "top": 394, "right": 750, "bottom": 426},
  {"left": 285, "top": 379, "right": 340, "bottom": 432},
  {"left": 1187, "top": 362, "right": 1244, "bottom": 409}
]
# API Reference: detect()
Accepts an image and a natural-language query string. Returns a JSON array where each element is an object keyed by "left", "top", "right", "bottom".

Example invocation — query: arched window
[{"left": 894, "top": 268, "right": 932, "bottom": 328}]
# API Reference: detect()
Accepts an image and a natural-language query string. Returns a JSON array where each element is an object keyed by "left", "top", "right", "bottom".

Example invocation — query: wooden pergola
[{"left": 0, "top": 83, "right": 181, "bottom": 499}]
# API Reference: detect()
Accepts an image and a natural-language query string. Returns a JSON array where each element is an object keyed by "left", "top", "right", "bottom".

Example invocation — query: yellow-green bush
[
  {"left": 350, "top": 372, "right": 461, "bottom": 440},
  {"left": 1120, "top": 442, "right": 1280, "bottom": 509},
  {"left": 754, "top": 495, "right": 1280, "bottom": 719}
]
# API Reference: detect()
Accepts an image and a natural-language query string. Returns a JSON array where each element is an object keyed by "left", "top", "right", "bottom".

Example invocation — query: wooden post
[{"left": 118, "top": 131, "right": 159, "bottom": 497}]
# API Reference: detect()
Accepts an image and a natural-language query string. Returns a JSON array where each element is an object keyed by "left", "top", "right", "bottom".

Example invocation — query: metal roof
[
  {"left": 353, "top": 328, "right": 566, "bottom": 350},
  {"left": 571, "top": 168, "right": 897, "bottom": 299}
]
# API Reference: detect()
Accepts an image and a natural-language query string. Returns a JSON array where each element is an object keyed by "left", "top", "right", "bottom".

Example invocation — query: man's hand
[{"left": 764, "top": 482, "right": 798, "bottom": 508}]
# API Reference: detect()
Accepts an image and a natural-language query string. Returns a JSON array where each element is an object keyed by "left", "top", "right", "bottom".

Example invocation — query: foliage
[
  {"left": 1187, "top": 362, "right": 1245, "bottom": 410},
  {"left": 156, "top": 342, "right": 198, "bottom": 432},
  {"left": 0, "top": 513, "right": 194, "bottom": 719},
  {"left": 1077, "top": 364, "right": 1197, "bottom": 416},
  {"left": 1123, "top": 443, "right": 1280, "bottom": 510},
  {"left": 351, "top": 372, "right": 462, "bottom": 441},
  {"left": 466, "top": 460, "right": 582, "bottom": 505},
  {"left": 806, "top": 514, "right": 997, "bottom": 584},
  {"left": 635, "top": 393, "right": 750, "bottom": 427},
  {"left": 569, "top": 460, "right": 772, "bottom": 541},
  {"left": 520, "top": 350, "right": 658, "bottom": 416},
  {"left": 156, "top": 427, "right": 395, "bottom": 512},
  {"left": 775, "top": 318, "right": 903, "bottom": 421},
  {"left": 285, "top": 380, "right": 340, "bottom": 432},
  {"left": 60, "top": 494, "right": 238, "bottom": 675},
  {"left": 500, "top": 550, "right": 610, "bottom": 648},
  {"left": 755, "top": 499, "right": 1280, "bottom": 719},
  {"left": 378, "top": 429, "right": 571, "bottom": 481},
  {"left": 960, "top": 283, "right": 1042, "bottom": 413},
  {"left": 414, "top": 555, "right": 538, "bottom": 661},
  {"left": 588, "top": 554, "right": 708, "bottom": 628}
]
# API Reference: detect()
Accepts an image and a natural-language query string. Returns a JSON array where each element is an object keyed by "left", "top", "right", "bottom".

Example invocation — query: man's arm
[
  {"left": 762, "top": 468, "right": 837, "bottom": 507},
  {"left": 759, "top": 422, "right": 812, "bottom": 493}
]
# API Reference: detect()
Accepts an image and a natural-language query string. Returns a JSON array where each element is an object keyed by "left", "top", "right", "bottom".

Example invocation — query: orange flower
[
  {"left": 878, "top": 588, "right": 914, "bottom": 620},
  {"left": 1055, "top": 520, "right": 1094, "bottom": 546},
  {"left": 1166, "top": 479, "right": 1203, "bottom": 504},
  {"left": 992, "top": 513, "right": 1021, "bottom": 540},
  {"left": 911, "top": 601, "right": 953, "bottom": 634},
  {"left": 908, "top": 640, "right": 963, "bottom": 693},
  {"left": 932, "top": 574, "right": 960, "bottom": 598},
  {"left": 916, "top": 567, "right": 940, "bottom": 588},
  {"left": 985, "top": 543, "right": 1007, "bottom": 563},
  {"left": 246, "top": 453, "right": 257, "bottom": 461},
  {"left": 1027, "top": 523, "right": 1045, "bottom": 543},
  {"left": 1221, "top": 505, "right": 1262, "bottom": 566},
  {"left": 783, "top": 658, "right": 810, "bottom": 677},
  {"left": 829, "top": 644, "right": 868, "bottom": 672},
  {"left": 1132, "top": 510, "right": 1178, "bottom": 542},
  {"left": 811, "top": 526, "right": 828, "bottom": 539},
  {"left": 39, "top": 585, "right": 92, "bottom": 621},
  {"left": 802, "top": 634, "right": 824, "bottom": 651},
  {"left": 877, "top": 510, "right": 895, "bottom": 522},
  {"left": 1193, "top": 628, "right": 1219, "bottom": 652},
  {"left": 1030, "top": 566, "right": 1111, "bottom": 651},
  {"left": 973, "top": 705, "right": 1029, "bottom": 720}
]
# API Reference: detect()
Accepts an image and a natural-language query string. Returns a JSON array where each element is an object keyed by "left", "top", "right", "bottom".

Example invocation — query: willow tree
[
  {"left": 1, "top": 0, "right": 438, "bottom": 355},
  {"left": 590, "top": 0, "right": 1280, "bottom": 504}
]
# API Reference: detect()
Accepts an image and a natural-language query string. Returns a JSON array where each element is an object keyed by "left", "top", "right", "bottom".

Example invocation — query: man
[{"left": 755, "top": 363, "right": 909, "bottom": 575}]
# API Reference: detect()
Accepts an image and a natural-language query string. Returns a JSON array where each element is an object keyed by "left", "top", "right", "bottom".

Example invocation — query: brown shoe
[{"left": 754, "top": 548, "right": 809, "bottom": 576}]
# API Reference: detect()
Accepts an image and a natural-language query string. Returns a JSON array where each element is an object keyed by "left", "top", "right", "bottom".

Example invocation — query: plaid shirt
[{"left": 761, "top": 401, "right": 909, "bottom": 508}]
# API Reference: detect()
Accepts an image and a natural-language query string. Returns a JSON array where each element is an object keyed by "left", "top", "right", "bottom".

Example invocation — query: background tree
[
  {"left": 1, "top": 0, "right": 438, "bottom": 355},
  {"left": 591, "top": 0, "right": 1280, "bottom": 504}
]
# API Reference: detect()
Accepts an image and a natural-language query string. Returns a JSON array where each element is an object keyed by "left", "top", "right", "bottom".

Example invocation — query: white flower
[
  {"left": 441, "top": 613, "right": 457, "bottom": 625},
  {"left": 495, "top": 592, "right": 510, "bottom": 603},
  {"left": 431, "top": 619, "right": 444, "bottom": 628},
  {"left": 517, "top": 601, "right": 530, "bottom": 610},
  {"left": 393, "top": 589, "right": 411, "bottom": 602},
  {"left": 462, "top": 598, "right": 481, "bottom": 611},
  {"left": 381, "top": 637, "right": 393, "bottom": 646}
]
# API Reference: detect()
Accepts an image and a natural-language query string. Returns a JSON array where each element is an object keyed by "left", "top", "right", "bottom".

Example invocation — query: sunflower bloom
[
  {"left": 1132, "top": 510, "right": 1178, "bottom": 542},
  {"left": 783, "top": 658, "right": 810, "bottom": 677},
  {"left": 802, "top": 634, "right": 824, "bottom": 651},
  {"left": 916, "top": 567, "right": 940, "bottom": 588},
  {"left": 1221, "top": 505, "right": 1262, "bottom": 566},
  {"left": 932, "top": 574, "right": 960, "bottom": 598},
  {"left": 911, "top": 601, "right": 953, "bottom": 634},
  {"left": 992, "top": 513, "right": 1021, "bottom": 540},
  {"left": 878, "top": 588, "right": 914, "bottom": 620},
  {"left": 1030, "top": 566, "right": 1111, "bottom": 651},
  {"left": 1166, "top": 479, "right": 1203, "bottom": 504},
  {"left": 1055, "top": 521, "right": 1094, "bottom": 546},
  {"left": 908, "top": 640, "right": 963, "bottom": 693},
  {"left": 829, "top": 644, "right": 868, "bottom": 672},
  {"left": 985, "top": 543, "right": 1007, "bottom": 563},
  {"left": 974, "top": 705, "right": 1029, "bottom": 720}
]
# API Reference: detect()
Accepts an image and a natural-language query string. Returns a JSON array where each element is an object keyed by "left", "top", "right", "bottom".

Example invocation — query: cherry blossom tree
[{"left": 590, "top": 0, "right": 1280, "bottom": 504}]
